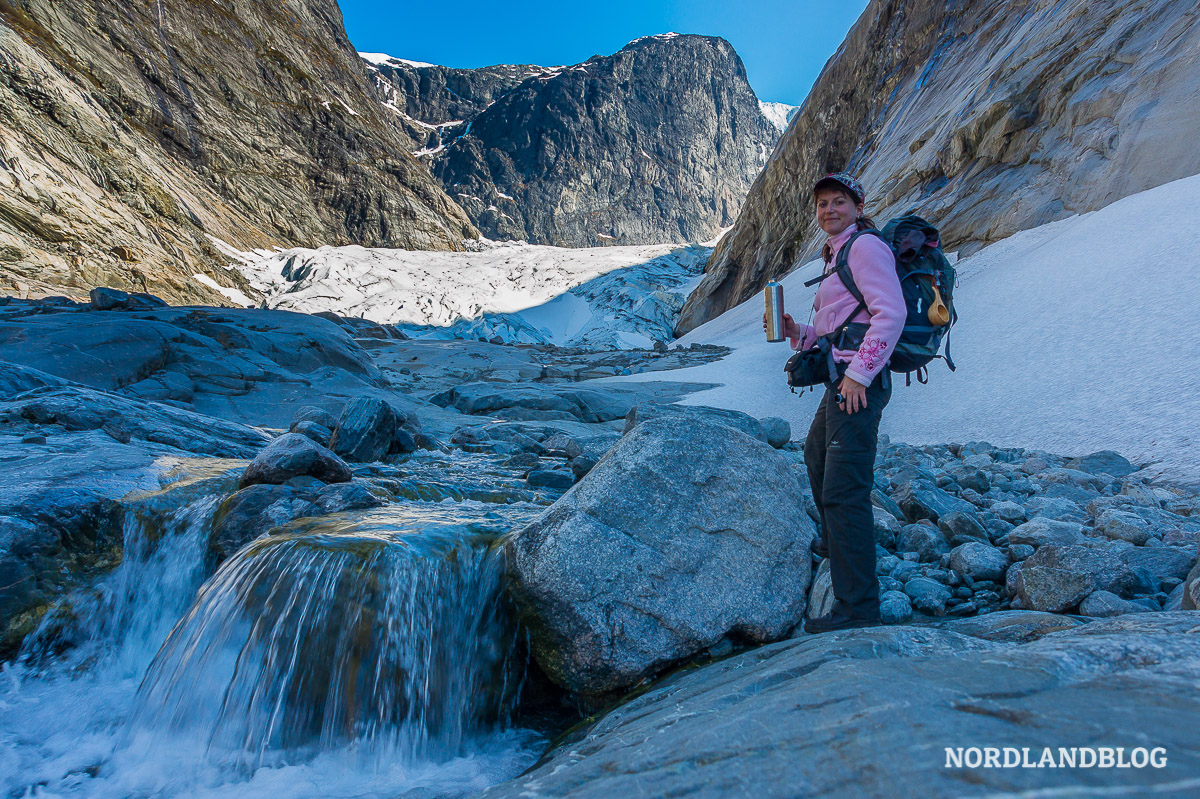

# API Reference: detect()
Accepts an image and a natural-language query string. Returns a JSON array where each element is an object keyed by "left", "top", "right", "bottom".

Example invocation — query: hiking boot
[{"left": 803, "top": 607, "right": 882, "bottom": 635}]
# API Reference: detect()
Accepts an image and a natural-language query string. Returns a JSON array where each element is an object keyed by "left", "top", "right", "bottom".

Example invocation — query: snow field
[{"left": 611, "top": 174, "right": 1200, "bottom": 486}]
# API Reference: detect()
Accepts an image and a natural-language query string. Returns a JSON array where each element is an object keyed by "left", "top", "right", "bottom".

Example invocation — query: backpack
[{"left": 803, "top": 213, "right": 958, "bottom": 385}]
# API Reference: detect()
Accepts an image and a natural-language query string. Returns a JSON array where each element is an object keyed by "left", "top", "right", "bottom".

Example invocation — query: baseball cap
[{"left": 813, "top": 172, "right": 865, "bottom": 205}]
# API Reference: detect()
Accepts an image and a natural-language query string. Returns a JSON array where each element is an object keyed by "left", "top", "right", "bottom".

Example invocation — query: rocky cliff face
[
  {"left": 677, "top": 0, "right": 1200, "bottom": 333},
  {"left": 0, "top": 0, "right": 476, "bottom": 304},
  {"left": 373, "top": 34, "right": 781, "bottom": 247}
]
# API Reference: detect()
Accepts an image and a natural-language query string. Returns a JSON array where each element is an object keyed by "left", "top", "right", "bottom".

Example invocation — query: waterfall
[
  {"left": 132, "top": 513, "right": 520, "bottom": 770},
  {"left": 1, "top": 454, "right": 546, "bottom": 798}
]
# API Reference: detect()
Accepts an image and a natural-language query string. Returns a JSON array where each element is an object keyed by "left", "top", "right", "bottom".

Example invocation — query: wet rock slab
[{"left": 485, "top": 612, "right": 1200, "bottom": 798}]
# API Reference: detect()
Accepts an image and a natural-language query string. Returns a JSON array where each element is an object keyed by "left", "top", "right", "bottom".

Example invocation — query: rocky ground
[{"left": 2, "top": 292, "right": 1197, "bottom": 793}]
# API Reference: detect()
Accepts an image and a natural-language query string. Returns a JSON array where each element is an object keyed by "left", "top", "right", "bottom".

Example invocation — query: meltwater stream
[{"left": 0, "top": 452, "right": 550, "bottom": 798}]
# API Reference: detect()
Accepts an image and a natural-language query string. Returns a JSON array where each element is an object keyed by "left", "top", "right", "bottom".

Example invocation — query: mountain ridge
[
  {"left": 370, "top": 33, "right": 784, "bottom": 248},
  {"left": 0, "top": 0, "right": 477, "bottom": 304}
]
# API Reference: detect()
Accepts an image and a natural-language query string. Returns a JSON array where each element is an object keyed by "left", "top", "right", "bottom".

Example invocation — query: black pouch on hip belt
[{"left": 783, "top": 322, "right": 868, "bottom": 389}]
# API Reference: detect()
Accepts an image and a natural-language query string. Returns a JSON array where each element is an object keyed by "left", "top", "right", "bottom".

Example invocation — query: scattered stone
[
  {"left": 759, "top": 417, "right": 791, "bottom": 448},
  {"left": 1008, "top": 518, "right": 1085, "bottom": 548},
  {"left": 1118, "top": 547, "right": 1196, "bottom": 592},
  {"left": 506, "top": 452, "right": 541, "bottom": 470},
  {"left": 949, "top": 542, "right": 1008, "bottom": 583},
  {"left": 20, "top": 433, "right": 47, "bottom": 445},
  {"left": 879, "top": 590, "right": 912, "bottom": 624},
  {"left": 210, "top": 484, "right": 318, "bottom": 562},
  {"left": 527, "top": 470, "right": 576, "bottom": 490},
  {"left": 873, "top": 507, "right": 901, "bottom": 548},
  {"left": 892, "top": 561, "right": 920, "bottom": 583},
  {"left": 88, "top": 287, "right": 167, "bottom": 311},
  {"left": 991, "top": 500, "right": 1027, "bottom": 524},
  {"left": 904, "top": 578, "right": 951, "bottom": 615},
  {"left": 240, "top": 433, "right": 353, "bottom": 488},
  {"left": 290, "top": 420, "right": 333, "bottom": 446},
  {"left": 1066, "top": 451, "right": 1137, "bottom": 478},
  {"left": 1023, "top": 496, "right": 1087, "bottom": 522},
  {"left": 871, "top": 489, "right": 906, "bottom": 523},
  {"left": 389, "top": 426, "right": 419, "bottom": 455},
  {"left": 937, "top": 511, "right": 989, "bottom": 545},
  {"left": 1021, "top": 457, "right": 1047, "bottom": 474},
  {"left": 315, "top": 482, "right": 385, "bottom": 514},
  {"left": 1095, "top": 508, "right": 1154, "bottom": 546},
  {"left": 1007, "top": 544, "right": 1035, "bottom": 562},
  {"left": 290, "top": 406, "right": 338, "bottom": 433},
  {"left": 1079, "top": 590, "right": 1154, "bottom": 618},
  {"left": 896, "top": 524, "right": 950, "bottom": 562},
  {"left": 892, "top": 480, "right": 976, "bottom": 524},
  {"left": 806, "top": 560, "right": 834, "bottom": 620}
]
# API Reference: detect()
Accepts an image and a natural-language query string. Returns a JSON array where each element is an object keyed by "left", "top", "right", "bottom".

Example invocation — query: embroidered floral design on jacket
[{"left": 857, "top": 337, "right": 887, "bottom": 371}]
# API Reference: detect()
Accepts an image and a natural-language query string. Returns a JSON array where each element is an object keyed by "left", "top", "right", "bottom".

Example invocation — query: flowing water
[{"left": 0, "top": 452, "right": 552, "bottom": 798}]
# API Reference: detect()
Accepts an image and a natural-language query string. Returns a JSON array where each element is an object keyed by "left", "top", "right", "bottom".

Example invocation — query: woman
[{"left": 775, "top": 173, "right": 905, "bottom": 633}]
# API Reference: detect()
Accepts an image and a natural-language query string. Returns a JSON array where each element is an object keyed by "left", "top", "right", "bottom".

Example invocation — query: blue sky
[{"left": 340, "top": 1, "right": 868, "bottom": 107}]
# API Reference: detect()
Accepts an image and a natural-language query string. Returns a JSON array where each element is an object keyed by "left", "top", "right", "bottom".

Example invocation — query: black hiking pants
[{"left": 804, "top": 372, "right": 891, "bottom": 619}]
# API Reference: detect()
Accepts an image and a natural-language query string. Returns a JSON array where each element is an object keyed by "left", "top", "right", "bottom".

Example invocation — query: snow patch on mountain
[
  {"left": 759, "top": 101, "right": 798, "bottom": 131},
  {"left": 227, "top": 241, "right": 709, "bottom": 350},
  {"left": 609, "top": 173, "right": 1200, "bottom": 486},
  {"left": 359, "top": 52, "right": 435, "bottom": 69}
]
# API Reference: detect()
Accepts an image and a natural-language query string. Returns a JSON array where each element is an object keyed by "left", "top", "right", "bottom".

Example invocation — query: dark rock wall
[
  {"left": 378, "top": 34, "right": 781, "bottom": 247},
  {"left": 677, "top": 0, "right": 1200, "bottom": 333},
  {"left": 0, "top": 0, "right": 477, "bottom": 303}
]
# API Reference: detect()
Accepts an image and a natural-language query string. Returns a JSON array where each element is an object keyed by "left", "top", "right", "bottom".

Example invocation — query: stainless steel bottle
[{"left": 764, "top": 281, "right": 785, "bottom": 342}]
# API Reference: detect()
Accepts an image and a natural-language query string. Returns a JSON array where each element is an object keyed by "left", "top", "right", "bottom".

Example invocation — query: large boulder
[
  {"left": 1010, "top": 545, "right": 1137, "bottom": 612},
  {"left": 505, "top": 417, "right": 814, "bottom": 697},
  {"left": 328, "top": 397, "right": 397, "bottom": 463},
  {"left": 623, "top": 403, "right": 768, "bottom": 443},
  {"left": 240, "top": 434, "right": 353, "bottom": 488}
]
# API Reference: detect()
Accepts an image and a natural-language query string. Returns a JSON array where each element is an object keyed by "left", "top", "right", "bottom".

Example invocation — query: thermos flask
[{"left": 764, "top": 281, "right": 785, "bottom": 342}]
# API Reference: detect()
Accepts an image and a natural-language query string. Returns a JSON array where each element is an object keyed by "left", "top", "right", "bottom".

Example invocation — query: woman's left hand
[{"left": 837, "top": 375, "right": 868, "bottom": 414}]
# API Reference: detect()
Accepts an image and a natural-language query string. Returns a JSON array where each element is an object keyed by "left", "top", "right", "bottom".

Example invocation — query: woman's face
[{"left": 815, "top": 188, "right": 863, "bottom": 236}]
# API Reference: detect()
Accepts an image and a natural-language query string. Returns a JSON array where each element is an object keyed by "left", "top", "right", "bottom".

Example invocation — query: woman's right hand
[
  {"left": 781, "top": 313, "right": 803, "bottom": 339},
  {"left": 764, "top": 312, "right": 804, "bottom": 339}
]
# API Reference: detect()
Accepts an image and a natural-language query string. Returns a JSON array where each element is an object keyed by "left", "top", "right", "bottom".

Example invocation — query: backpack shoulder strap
[{"left": 834, "top": 229, "right": 888, "bottom": 308}]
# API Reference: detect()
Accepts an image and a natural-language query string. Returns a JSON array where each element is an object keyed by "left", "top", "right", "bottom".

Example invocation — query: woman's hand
[
  {"left": 762, "top": 312, "right": 804, "bottom": 340},
  {"left": 837, "top": 375, "right": 868, "bottom": 414}
]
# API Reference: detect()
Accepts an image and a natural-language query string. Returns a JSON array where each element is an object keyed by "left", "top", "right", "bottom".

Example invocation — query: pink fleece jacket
[{"left": 790, "top": 225, "right": 906, "bottom": 386}]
